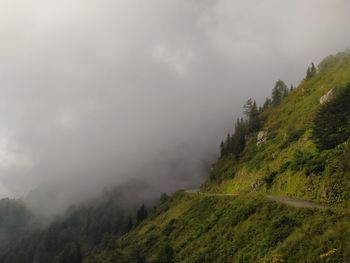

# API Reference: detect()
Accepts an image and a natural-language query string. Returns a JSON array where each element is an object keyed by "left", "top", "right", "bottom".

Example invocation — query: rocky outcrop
[
  {"left": 251, "top": 180, "right": 264, "bottom": 190},
  {"left": 320, "top": 88, "right": 335, "bottom": 104},
  {"left": 256, "top": 130, "right": 268, "bottom": 146}
]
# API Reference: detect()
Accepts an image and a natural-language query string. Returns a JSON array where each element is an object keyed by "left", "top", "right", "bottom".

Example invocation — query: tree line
[{"left": 219, "top": 79, "right": 291, "bottom": 159}]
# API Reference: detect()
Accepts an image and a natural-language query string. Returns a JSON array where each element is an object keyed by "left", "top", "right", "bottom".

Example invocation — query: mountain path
[{"left": 184, "top": 189, "right": 349, "bottom": 211}]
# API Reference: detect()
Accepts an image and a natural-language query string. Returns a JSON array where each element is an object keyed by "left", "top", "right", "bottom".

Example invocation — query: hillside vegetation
[
  {"left": 81, "top": 50, "right": 350, "bottom": 263},
  {"left": 87, "top": 192, "right": 350, "bottom": 262},
  {"left": 1, "top": 51, "right": 350, "bottom": 262},
  {"left": 207, "top": 50, "right": 350, "bottom": 206}
]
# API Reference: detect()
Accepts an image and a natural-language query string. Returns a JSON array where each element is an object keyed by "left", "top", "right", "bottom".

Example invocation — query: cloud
[{"left": 0, "top": 0, "right": 349, "bottom": 212}]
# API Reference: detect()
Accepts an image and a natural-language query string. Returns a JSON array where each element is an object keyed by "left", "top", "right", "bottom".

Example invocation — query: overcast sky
[{"left": 0, "top": 0, "right": 349, "bottom": 208}]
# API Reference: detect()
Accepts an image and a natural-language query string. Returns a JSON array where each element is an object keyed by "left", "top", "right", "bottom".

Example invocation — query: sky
[{"left": 0, "top": 0, "right": 349, "bottom": 212}]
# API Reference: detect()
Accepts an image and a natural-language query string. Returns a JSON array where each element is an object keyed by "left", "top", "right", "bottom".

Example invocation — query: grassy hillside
[
  {"left": 206, "top": 50, "right": 350, "bottom": 206},
  {"left": 87, "top": 192, "right": 350, "bottom": 263},
  {"left": 84, "top": 51, "right": 350, "bottom": 263},
  {"left": 2, "top": 51, "right": 350, "bottom": 263}
]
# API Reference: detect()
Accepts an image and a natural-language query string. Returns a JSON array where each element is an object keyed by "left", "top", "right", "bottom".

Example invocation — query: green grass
[
  {"left": 85, "top": 50, "right": 350, "bottom": 263},
  {"left": 208, "top": 50, "right": 350, "bottom": 205},
  {"left": 86, "top": 192, "right": 350, "bottom": 263}
]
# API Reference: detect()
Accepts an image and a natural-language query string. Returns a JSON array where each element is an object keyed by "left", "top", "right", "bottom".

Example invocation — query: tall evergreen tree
[
  {"left": 313, "top": 84, "right": 350, "bottom": 150},
  {"left": 243, "top": 98, "right": 253, "bottom": 118},
  {"left": 127, "top": 216, "right": 133, "bottom": 231},
  {"left": 225, "top": 133, "right": 231, "bottom": 154},
  {"left": 263, "top": 98, "right": 272, "bottom": 110},
  {"left": 306, "top": 63, "right": 316, "bottom": 79},
  {"left": 248, "top": 101, "right": 261, "bottom": 133},
  {"left": 137, "top": 204, "right": 148, "bottom": 224},
  {"left": 306, "top": 66, "right": 311, "bottom": 79},
  {"left": 243, "top": 99, "right": 261, "bottom": 133},
  {"left": 311, "top": 62, "right": 316, "bottom": 76},
  {"left": 220, "top": 141, "right": 225, "bottom": 158},
  {"left": 231, "top": 118, "right": 247, "bottom": 158},
  {"left": 272, "top": 80, "right": 288, "bottom": 106}
]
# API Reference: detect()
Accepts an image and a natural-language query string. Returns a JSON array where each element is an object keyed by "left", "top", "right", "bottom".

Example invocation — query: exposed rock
[
  {"left": 320, "top": 88, "right": 335, "bottom": 104},
  {"left": 256, "top": 130, "right": 268, "bottom": 146},
  {"left": 306, "top": 174, "right": 315, "bottom": 192},
  {"left": 251, "top": 180, "right": 264, "bottom": 190}
]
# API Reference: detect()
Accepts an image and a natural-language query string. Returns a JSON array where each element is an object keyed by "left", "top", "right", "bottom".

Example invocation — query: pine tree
[
  {"left": 306, "top": 66, "right": 311, "bottom": 79},
  {"left": 313, "top": 83, "right": 350, "bottom": 150},
  {"left": 248, "top": 101, "right": 261, "bottom": 133},
  {"left": 137, "top": 204, "right": 148, "bottom": 224},
  {"left": 243, "top": 99, "right": 261, "bottom": 133},
  {"left": 272, "top": 80, "right": 288, "bottom": 106},
  {"left": 311, "top": 62, "right": 316, "bottom": 76},
  {"left": 243, "top": 98, "right": 253, "bottom": 118},
  {"left": 290, "top": 84, "right": 294, "bottom": 92},
  {"left": 220, "top": 141, "right": 225, "bottom": 158},
  {"left": 306, "top": 63, "right": 316, "bottom": 79},
  {"left": 231, "top": 118, "right": 247, "bottom": 158},
  {"left": 127, "top": 216, "right": 133, "bottom": 231},
  {"left": 263, "top": 98, "right": 272, "bottom": 110},
  {"left": 225, "top": 133, "right": 232, "bottom": 155}
]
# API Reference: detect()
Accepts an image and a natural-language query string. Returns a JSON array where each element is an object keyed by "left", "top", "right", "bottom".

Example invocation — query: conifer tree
[
  {"left": 243, "top": 98, "right": 253, "bottom": 117},
  {"left": 137, "top": 204, "right": 148, "bottom": 224},
  {"left": 306, "top": 66, "right": 311, "bottom": 79},
  {"left": 263, "top": 98, "right": 272, "bottom": 110},
  {"left": 272, "top": 80, "right": 288, "bottom": 106},
  {"left": 220, "top": 141, "right": 225, "bottom": 158},
  {"left": 243, "top": 99, "right": 261, "bottom": 133},
  {"left": 127, "top": 216, "right": 133, "bottom": 231},
  {"left": 248, "top": 101, "right": 261, "bottom": 133},
  {"left": 313, "top": 83, "right": 350, "bottom": 150},
  {"left": 231, "top": 118, "right": 247, "bottom": 158},
  {"left": 311, "top": 62, "right": 316, "bottom": 76},
  {"left": 306, "top": 63, "right": 316, "bottom": 79}
]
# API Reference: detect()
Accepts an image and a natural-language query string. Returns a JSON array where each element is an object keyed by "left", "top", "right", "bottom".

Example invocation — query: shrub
[
  {"left": 262, "top": 170, "right": 278, "bottom": 188},
  {"left": 290, "top": 150, "right": 325, "bottom": 175},
  {"left": 313, "top": 83, "right": 350, "bottom": 150}
]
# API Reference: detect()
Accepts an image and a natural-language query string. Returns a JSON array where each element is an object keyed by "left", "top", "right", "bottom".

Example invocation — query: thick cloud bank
[{"left": 0, "top": 0, "right": 349, "bottom": 211}]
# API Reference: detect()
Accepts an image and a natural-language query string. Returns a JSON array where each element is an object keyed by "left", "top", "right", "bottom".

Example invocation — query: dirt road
[{"left": 185, "top": 189, "right": 346, "bottom": 210}]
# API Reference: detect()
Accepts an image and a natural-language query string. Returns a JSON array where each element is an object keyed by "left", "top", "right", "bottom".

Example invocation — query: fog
[{"left": 0, "top": 0, "right": 349, "bottom": 214}]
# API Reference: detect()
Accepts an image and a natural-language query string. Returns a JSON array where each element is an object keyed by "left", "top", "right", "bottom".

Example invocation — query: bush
[
  {"left": 280, "top": 127, "right": 305, "bottom": 149},
  {"left": 262, "top": 170, "right": 278, "bottom": 188},
  {"left": 290, "top": 150, "right": 325, "bottom": 175},
  {"left": 313, "top": 83, "right": 350, "bottom": 150}
]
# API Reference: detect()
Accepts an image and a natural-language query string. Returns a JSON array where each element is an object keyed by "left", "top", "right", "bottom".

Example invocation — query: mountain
[
  {"left": 0, "top": 182, "right": 159, "bottom": 263},
  {"left": 204, "top": 50, "right": 350, "bottom": 205},
  {"left": 1, "top": 50, "right": 350, "bottom": 262},
  {"left": 85, "top": 50, "right": 350, "bottom": 262}
]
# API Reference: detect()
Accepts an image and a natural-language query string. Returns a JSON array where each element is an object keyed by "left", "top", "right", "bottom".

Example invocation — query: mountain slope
[
  {"left": 206, "top": 50, "right": 350, "bottom": 206},
  {"left": 85, "top": 50, "right": 350, "bottom": 263},
  {"left": 2, "top": 51, "right": 350, "bottom": 263},
  {"left": 87, "top": 192, "right": 350, "bottom": 262}
]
